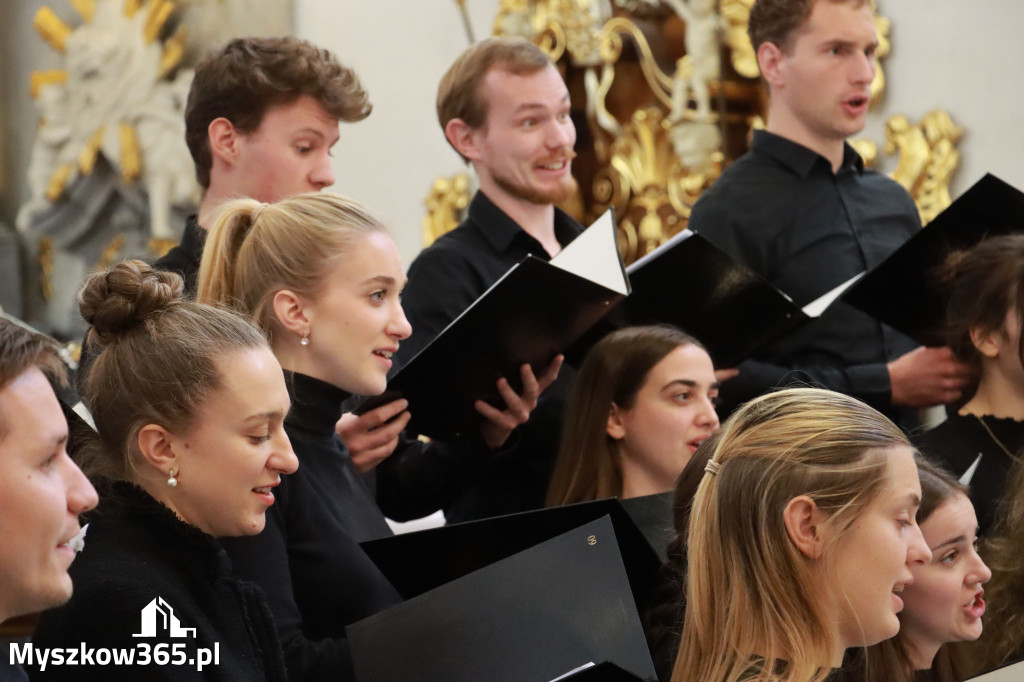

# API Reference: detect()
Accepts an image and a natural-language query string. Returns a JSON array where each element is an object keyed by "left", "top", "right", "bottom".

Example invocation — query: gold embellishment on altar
[
  {"left": 423, "top": 173, "right": 471, "bottom": 247},
  {"left": 38, "top": 237, "right": 55, "bottom": 302},
  {"left": 30, "top": 0, "right": 184, "bottom": 196},
  {"left": 494, "top": 0, "right": 607, "bottom": 65},
  {"left": 593, "top": 107, "right": 720, "bottom": 262},
  {"left": 885, "top": 110, "right": 962, "bottom": 224}
]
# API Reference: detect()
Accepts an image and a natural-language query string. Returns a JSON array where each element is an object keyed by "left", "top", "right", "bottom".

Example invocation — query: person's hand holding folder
[{"left": 340, "top": 355, "right": 564, "bottom": 470}]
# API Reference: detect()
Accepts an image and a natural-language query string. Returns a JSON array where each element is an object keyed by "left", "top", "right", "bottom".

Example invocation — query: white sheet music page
[{"left": 550, "top": 209, "right": 629, "bottom": 295}]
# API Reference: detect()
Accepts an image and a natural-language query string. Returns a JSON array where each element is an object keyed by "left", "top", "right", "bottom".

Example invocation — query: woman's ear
[
  {"left": 606, "top": 404, "right": 626, "bottom": 440},
  {"left": 970, "top": 324, "right": 1002, "bottom": 359},
  {"left": 783, "top": 495, "right": 826, "bottom": 559},
  {"left": 272, "top": 289, "right": 311, "bottom": 337},
  {"left": 137, "top": 423, "right": 178, "bottom": 476}
]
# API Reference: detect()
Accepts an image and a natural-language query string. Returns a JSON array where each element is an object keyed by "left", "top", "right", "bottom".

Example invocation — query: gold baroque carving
[
  {"left": 594, "top": 107, "right": 720, "bottom": 262},
  {"left": 423, "top": 173, "right": 471, "bottom": 247},
  {"left": 885, "top": 110, "right": 963, "bottom": 224}
]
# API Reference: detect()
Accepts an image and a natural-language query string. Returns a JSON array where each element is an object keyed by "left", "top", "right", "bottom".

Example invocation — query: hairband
[
  {"left": 251, "top": 202, "right": 269, "bottom": 223},
  {"left": 704, "top": 459, "right": 721, "bottom": 476}
]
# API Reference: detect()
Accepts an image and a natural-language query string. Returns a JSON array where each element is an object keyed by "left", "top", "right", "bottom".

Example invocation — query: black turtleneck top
[
  {"left": 32, "top": 482, "right": 287, "bottom": 681},
  {"left": 221, "top": 372, "right": 402, "bottom": 682}
]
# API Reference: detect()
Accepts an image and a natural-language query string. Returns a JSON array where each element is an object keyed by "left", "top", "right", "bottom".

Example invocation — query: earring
[
  {"left": 300, "top": 331, "right": 310, "bottom": 347},
  {"left": 167, "top": 467, "right": 178, "bottom": 488}
]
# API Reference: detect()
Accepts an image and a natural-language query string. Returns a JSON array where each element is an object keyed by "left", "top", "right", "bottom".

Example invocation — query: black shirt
[
  {"left": 397, "top": 190, "right": 584, "bottom": 522},
  {"left": 914, "top": 413, "right": 1024, "bottom": 536},
  {"left": 154, "top": 214, "right": 205, "bottom": 295},
  {"left": 689, "top": 130, "right": 921, "bottom": 426},
  {"left": 221, "top": 372, "right": 401, "bottom": 682},
  {"left": 33, "top": 483, "right": 287, "bottom": 681}
]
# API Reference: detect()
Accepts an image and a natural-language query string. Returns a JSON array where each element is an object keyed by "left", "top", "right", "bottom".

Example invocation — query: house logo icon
[{"left": 132, "top": 597, "right": 197, "bottom": 638}]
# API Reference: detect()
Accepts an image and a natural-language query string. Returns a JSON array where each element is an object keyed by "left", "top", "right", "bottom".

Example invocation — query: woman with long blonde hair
[{"left": 673, "top": 387, "right": 932, "bottom": 682}]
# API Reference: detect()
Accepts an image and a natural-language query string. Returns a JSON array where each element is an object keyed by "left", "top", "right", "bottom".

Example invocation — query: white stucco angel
[{"left": 664, "top": 0, "right": 725, "bottom": 123}]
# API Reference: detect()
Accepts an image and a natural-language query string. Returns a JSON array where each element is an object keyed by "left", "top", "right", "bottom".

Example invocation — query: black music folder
[
  {"left": 356, "top": 209, "right": 629, "bottom": 440},
  {"left": 359, "top": 496, "right": 662, "bottom": 613},
  {"left": 617, "top": 230, "right": 810, "bottom": 368},
  {"left": 346, "top": 516, "right": 658, "bottom": 682},
  {"left": 842, "top": 173, "right": 1024, "bottom": 346}
]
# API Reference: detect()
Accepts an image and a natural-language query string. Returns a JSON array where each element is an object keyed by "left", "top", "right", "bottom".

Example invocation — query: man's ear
[
  {"left": 272, "top": 289, "right": 311, "bottom": 337},
  {"left": 757, "top": 41, "right": 786, "bottom": 90},
  {"left": 445, "top": 118, "right": 482, "bottom": 162},
  {"left": 783, "top": 495, "right": 827, "bottom": 559},
  {"left": 208, "top": 117, "right": 242, "bottom": 165},
  {"left": 970, "top": 325, "right": 1002, "bottom": 359},
  {"left": 606, "top": 404, "right": 626, "bottom": 440},
  {"left": 137, "top": 423, "right": 178, "bottom": 475}
]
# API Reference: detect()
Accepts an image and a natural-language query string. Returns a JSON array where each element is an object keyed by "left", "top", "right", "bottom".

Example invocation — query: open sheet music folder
[
  {"left": 359, "top": 495, "right": 661, "bottom": 614},
  {"left": 355, "top": 209, "right": 628, "bottom": 440},
  {"left": 347, "top": 515, "right": 657, "bottom": 682},
  {"left": 841, "top": 173, "right": 1024, "bottom": 346}
]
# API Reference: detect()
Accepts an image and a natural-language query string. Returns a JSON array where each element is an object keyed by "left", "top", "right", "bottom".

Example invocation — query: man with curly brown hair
[{"left": 158, "top": 36, "right": 372, "bottom": 293}]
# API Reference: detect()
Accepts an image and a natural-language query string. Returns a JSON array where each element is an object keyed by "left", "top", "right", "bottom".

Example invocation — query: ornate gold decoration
[
  {"left": 158, "top": 25, "right": 186, "bottom": 79},
  {"left": 143, "top": 0, "right": 174, "bottom": 43},
  {"left": 98, "top": 233, "right": 126, "bottom": 270},
  {"left": 78, "top": 125, "right": 105, "bottom": 175},
  {"left": 45, "top": 163, "right": 73, "bottom": 202},
  {"left": 147, "top": 236, "right": 177, "bottom": 258},
  {"left": 30, "top": 70, "right": 68, "bottom": 98},
  {"left": 34, "top": 8, "right": 73, "bottom": 52},
  {"left": 494, "top": 0, "right": 607, "bottom": 66},
  {"left": 884, "top": 110, "right": 963, "bottom": 224},
  {"left": 71, "top": 0, "right": 96, "bottom": 22},
  {"left": 594, "top": 107, "right": 720, "bottom": 262},
  {"left": 423, "top": 173, "right": 471, "bottom": 247},
  {"left": 38, "top": 237, "right": 55, "bottom": 302},
  {"left": 721, "top": 0, "right": 757, "bottom": 78},
  {"left": 118, "top": 122, "right": 141, "bottom": 182}
]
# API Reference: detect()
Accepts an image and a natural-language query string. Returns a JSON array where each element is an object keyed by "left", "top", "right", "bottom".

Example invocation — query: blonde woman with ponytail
[
  {"left": 197, "top": 192, "right": 550, "bottom": 681},
  {"left": 673, "top": 387, "right": 932, "bottom": 682}
]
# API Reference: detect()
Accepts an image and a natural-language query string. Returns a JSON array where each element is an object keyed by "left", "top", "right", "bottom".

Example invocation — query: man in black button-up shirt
[
  {"left": 689, "top": 0, "right": 969, "bottom": 428},
  {"left": 378, "top": 37, "right": 582, "bottom": 521}
]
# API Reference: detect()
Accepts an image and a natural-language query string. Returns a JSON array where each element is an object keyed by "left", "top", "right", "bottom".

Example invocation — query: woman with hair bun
[
  {"left": 673, "top": 387, "right": 932, "bottom": 682},
  {"left": 915, "top": 234, "right": 1024, "bottom": 535},
  {"left": 32, "top": 260, "right": 297, "bottom": 681}
]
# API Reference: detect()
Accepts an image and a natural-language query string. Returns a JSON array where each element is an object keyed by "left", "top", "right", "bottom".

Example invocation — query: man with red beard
[
  {"left": 688, "top": 0, "right": 969, "bottom": 429},
  {"left": 392, "top": 37, "right": 581, "bottom": 522}
]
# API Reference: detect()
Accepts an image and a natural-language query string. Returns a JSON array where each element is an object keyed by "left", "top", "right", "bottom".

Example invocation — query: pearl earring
[
  {"left": 300, "top": 331, "right": 310, "bottom": 347},
  {"left": 167, "top": 467, "right": 178, "bottom": 488}
]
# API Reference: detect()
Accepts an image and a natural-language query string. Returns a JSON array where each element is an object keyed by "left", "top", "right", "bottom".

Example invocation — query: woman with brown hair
[
  {"left": 915, "top": 234, "right": 1024, "bottom": 535},
  {"left": 673, "top": 387, "right": 932, "bottom": 682},
  {"left": 32, "top": 260, "right": 297, "bottom": 680},
  {"left": 849, "top": 458, "right": 990, "bottom": 682},
  {"left": 547, "top": 325, "right": 720, "bottom": 506}
]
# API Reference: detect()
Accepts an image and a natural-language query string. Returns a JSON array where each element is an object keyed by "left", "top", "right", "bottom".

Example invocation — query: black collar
[
  {"left": 466, "top": 190, "right": 583, "bottom": 255},
  {"left": 751, "top": 129, "right": 865, "bottom": 178},
  {"left": 283, "top": 371, "right": 351, "bottom": 436}
]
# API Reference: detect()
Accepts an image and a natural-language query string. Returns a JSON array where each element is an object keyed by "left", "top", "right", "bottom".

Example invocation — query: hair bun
[{"left": 79, "top": 260, "right": 185, "bottom": 346}]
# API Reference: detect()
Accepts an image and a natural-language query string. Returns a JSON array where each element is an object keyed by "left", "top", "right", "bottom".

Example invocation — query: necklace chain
[{"left": 972, "top": 414, "right": 1021, "bottom": 463}]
